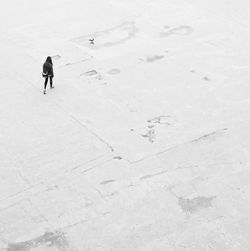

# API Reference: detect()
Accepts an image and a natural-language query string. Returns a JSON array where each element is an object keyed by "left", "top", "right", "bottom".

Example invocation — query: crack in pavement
[
  {"left": 69, "top": 114, "right": 114, "bottom": 152},
  {"left": 131, "top": 128, "right": 229, "bottom": 164}
]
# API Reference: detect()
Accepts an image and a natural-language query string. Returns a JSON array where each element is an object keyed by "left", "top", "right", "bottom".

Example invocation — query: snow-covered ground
[{"left": 1, "top": 0, "right": 250, "bottom": 250}]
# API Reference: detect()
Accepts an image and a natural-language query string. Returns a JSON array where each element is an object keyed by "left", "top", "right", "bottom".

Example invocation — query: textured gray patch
[
  {"left": 81, "top": 70, "right": 103, "bottom": 80},
  {"left": 7, "top": 231, "right": 70, "bottom": 251},
  {"left": 160, "top": 25, "right": 193, "bottom": 37},
  {"left": 203, "top": 76, "right": 211, "bottom": 81},
  {"left": 72, "top": 22, "right": 138, "bottom": 49},
  {"left": 107, "top": 68, "right": 120, "bottom": 75},
  {"left": 141, "top": 129, "right": 155, "bottom": 143},
  {"left": 82, "top": 70, "right": 98, "bottom": 77},
  {"left": 178, "top": 196, "right": 216, "bottom": 213},
  {"left": 100, "top": 180, "right": 115, "bottom": 185},
  {"left": 147, "top": 116, "right": 174, "bottom": 125},
  {"left": 113, "top": 156, "right": 122, "bottom": 160},
  {"left": 192, "top": 128, "right": 228, "bottom": 143},
  {"left": 146, "top": 55, "right": 165, "bottom": 63},
  {"left": 140, "top": 170, "right": 168, "bottom": 180}
]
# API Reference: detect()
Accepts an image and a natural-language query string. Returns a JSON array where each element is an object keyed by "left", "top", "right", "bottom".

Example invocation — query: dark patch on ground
[
  {"left": 203, "top": 76, "right": 211, "bottom": 81},
  {"left": 178, "top": 196, "right": 216, "bottom": 213},
  {"left": 100, "top": 180, "right": 116, "bottom": 185},
  {"left": 146, "top": 55, "right": 165, "bottom": 63},
  {"left": 7, "top": 231, "right": 71, "bottom": 251},
  {"left": 113, "top": 156, "right": 123, "bottom": 160}
]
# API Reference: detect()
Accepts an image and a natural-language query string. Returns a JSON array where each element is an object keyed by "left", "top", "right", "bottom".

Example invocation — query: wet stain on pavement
[
  {"left": 146, "top": 55, "right": 165, "bottom": 63},
  {"left": 113, "top": 156, "right": 123, "bottom": 160},
  {"left": 141, "top": 128, "right": 156, "bottom": 143},
  {"left": 80, "top": 70, "right": 103, "bottom": 80},
  {"left": 203, "top": 76, "right": 211, "bottom": 81},
  {"left": 72, "top": 22, "right": 138, "bottom": 49},
  {"left": 147, "top": 115, "right": 175, "bottom": 125},
  {"left": 100, "top": 180, "right": 116, "bottom": 185},
  {"left": 192, "top": 128, "right": 228, "bottom": 143},
  {"left": 82, "top": 70, "right": 98, "bottom": 77},
  {"left": 131, "top": 115, "right": 176, "bottom": 143},
  {"left": 178, "top": 196, "right": 216, "bottom": 213},
  {"left": 7, "top": 231, "right": 71, "bottom": 251},
  {"left": 160, "top": 25, "right": 193, "bottom": 37},
  {"left": 140, "top": 170, "right": 169, "bottom": 180}
]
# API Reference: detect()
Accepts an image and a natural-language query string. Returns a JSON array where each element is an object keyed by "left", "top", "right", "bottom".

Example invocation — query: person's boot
[
  {"left": 43, "top": 89, "right": 46, "bottom": 94},
  {"left": 50, "top": 86, "right": 54, "bottom": 89}
]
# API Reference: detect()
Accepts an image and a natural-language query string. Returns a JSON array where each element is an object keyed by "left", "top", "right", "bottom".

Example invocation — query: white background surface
[{"left": 1, "top": 0, "right": 250, "bottom": 250}]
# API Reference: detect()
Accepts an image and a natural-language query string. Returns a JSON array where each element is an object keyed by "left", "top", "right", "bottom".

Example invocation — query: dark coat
[{"left": 42, "top": 57, "right": 54, "bottom": 77}]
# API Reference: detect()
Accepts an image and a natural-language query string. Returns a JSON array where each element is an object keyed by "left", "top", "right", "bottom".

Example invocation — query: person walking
[{"left": 42, "top": 56, "right": 54, "bottom": 94}]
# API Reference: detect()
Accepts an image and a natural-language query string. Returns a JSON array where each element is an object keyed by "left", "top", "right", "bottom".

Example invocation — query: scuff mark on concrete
[
  {"left": 178, "top": 196, "right": 216, "bottom": 213},
  {"left": 191, "top": 128, "right": 228, "bottom": 143},
  {"left": 113, "top": 156, "right": 123, "bottom": 160},
  {"left": 147, "top": 115, "right": 175, "bottom": 125},
  {"left": 72, "top": 22, "right": 138, "bottom": 49},
  {"left": 140, "top": 170, "right": 169, "bottom": 180},
  {"left": 107, "top": 68, "right": 120, "bottom": 75},
  {"left": 160, "top": 25, "right": 193, "bottom": 37},
  {"left": 100, "top": 180, "right": 115, "bottom": 185},
  {"left": 146, "top": 55, "right": 165, "bottom": 63},
  {"left": 80, "top": 70, "right": 103, "bottom": 80},
  {"left": 203, "top": 76, "right": 211, "bottom": 81},
  {"left": 7, "top": 231, "right": 71, "bottom": 251},
  {"left": 141, "top": 128, "right": 156, "bottom": 143}
]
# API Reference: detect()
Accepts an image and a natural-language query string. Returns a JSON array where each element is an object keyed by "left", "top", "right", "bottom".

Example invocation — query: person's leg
[
  {"left": 44, "top": 77, "right": 48, "bottom": 94},
  {"left": 49, "top": 76, "right": 54, "bottom": 88},
  {"left": 44, "top": 77, "right": 48, "bottom": 89}
]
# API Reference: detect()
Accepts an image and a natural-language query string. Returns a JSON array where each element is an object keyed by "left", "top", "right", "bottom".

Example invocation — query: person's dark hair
[{"left": 46, "top": 56, "right": 53, "bottom": 65}]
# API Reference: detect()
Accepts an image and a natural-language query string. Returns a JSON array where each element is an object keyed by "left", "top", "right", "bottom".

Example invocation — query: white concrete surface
[{"left": 1, "top": 0, "right": 250, "bottom": 250}]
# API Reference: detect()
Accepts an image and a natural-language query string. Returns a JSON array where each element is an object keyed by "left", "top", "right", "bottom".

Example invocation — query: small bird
[{"left": 89, "top": 38, "right": 94, "bottom": 44}]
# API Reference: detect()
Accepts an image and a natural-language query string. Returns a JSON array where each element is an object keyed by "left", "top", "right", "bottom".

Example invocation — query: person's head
[{"left": 46, "top": 56, "right": 52, "bottom": 64}]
